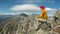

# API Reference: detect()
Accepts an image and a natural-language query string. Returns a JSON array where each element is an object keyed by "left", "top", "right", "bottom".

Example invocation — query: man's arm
[{"left": 36, "top": 14, "right": 42, "bottom": 19}]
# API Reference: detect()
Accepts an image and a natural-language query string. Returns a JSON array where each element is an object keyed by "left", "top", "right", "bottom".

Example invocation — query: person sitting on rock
[{"left": 36, "top": 6, "right": 51, "bottom": 31}]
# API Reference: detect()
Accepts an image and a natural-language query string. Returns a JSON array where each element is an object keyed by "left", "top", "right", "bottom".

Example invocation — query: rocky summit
[{"left": 0, "top": 10, "right": 60, "bottom": 34}]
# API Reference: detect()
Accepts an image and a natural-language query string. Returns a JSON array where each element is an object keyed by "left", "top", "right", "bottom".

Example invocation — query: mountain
[
  {"left": 0, "top": 15, "right": 15, "bottom": 23},
  {"left": 0, "top": 10, "right": 60, "bottom": 34},
  {"left": 20, "top": 13, "right": 29, "bottom": 17}
]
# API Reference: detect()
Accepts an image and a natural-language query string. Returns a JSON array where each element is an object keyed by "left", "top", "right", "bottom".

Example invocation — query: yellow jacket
[{"left": 36, "top": 9, "right": 48, "bottom": 20}]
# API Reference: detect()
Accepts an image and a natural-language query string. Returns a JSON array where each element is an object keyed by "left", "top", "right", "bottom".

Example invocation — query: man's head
[{"left": 40, "top": 6, "right": 45, "bottom": 10}]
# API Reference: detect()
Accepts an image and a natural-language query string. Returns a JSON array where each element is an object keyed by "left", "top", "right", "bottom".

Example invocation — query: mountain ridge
[{"left": 0, "top": 10, "right": 60, "bottom": 34}]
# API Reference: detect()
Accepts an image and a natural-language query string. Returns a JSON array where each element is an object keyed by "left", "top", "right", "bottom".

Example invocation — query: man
[{"left": 36, "top": 6, "right": 51, "bottom": 31}]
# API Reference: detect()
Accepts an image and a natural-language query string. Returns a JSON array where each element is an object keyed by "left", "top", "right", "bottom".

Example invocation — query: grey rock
[{"left": 0, "top": 10, "right": 60, "bottom": 34}]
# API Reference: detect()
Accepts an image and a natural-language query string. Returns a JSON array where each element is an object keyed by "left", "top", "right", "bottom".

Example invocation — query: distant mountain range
[
  {"left": 0, "top": 13, "right": 53, "bottom": 23},
  {"left": 0, "top": 13, "right": 29, "bottom": 23},
  {"left": 0, "top": 15, "right": 15, "bottom": 23}
]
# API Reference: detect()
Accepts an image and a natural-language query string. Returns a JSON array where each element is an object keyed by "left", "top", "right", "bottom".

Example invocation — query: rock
[
  {"left": 0, "top": 10, "right": 60, "bottom": 34},
  {"left": 54, "top": 10, "right": 60, "bottom": 18},
  {"left": 53, "top": 10, "right": 60, "bottom": 23}
]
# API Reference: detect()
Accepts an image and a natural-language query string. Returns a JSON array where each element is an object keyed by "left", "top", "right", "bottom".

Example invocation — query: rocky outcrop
[{"left": 0, "top": 10, "right": 60, "bottom": 34}]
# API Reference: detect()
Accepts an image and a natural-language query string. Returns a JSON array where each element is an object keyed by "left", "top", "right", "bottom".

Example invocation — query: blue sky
[{"left": 0, "top": 0, "right": 60, "bottom": 15}]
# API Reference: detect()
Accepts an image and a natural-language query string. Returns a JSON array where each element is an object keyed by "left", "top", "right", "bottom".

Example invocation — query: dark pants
[
  {"left": 38, "top": 20, "right": 47, "bottom": 24},
  {"left": 36, "top": 20, "right": 51, "bottom": 31}
]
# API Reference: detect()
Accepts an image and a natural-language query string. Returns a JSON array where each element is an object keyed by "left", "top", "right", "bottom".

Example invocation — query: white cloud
[
  {"left": 0, "top": 13, "right": 16, "bottom": 15},
  {"left": 10, "top": 4, "right": 57, "bottom": 17},
  {"left": 0, "top": 12, "right": 31, "bottom": 15},
  {"left": 10, "top": 4, "right": 40, "bottom": 15},
  {"left": 10, "top": 4, "right": 57, "bottom": 12},
  {"left": 45, "top": 8, "right": 57, "bottom": 14},
  {"left": 10, "top": 4, "right": 40, "bottom": 11},
  {"left": 45, "top": 8, "right": 57, "bottom": 17},
  {"left": 45, "top": 8, "right": 56, "bottom": 11}
]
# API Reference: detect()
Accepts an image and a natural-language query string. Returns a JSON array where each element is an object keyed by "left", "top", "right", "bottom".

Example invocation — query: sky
[{"left": 0, "top": 0, "right": 60, "bottom": 16}]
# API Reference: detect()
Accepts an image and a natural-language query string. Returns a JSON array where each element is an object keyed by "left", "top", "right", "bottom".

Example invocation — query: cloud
[
  {"left": 10, "top": 4, "right": 40, "bottom": 11},
  {"left": 10, "top": 4, "right": 40, "bottom": 15},
  {"left": 10, "top": 4, "right": 57, "bottom": 12},
  {"left": 45, "top": 8, "right": 57, "bottom": 17},
  {"left": 45, "top": 8, "right": 56, "bottom": 11},
  {"left": 45, "top": 8, "right": 57, "bottom": 14},
  {"left": 0, "top": 12, "right": 31, "bottom": 15},
  {"left": 0, "top": 13, "right": 16, "bottom": 15},
  {"left": 10, "top": 4, "right": 57, "bottom": 17}
]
